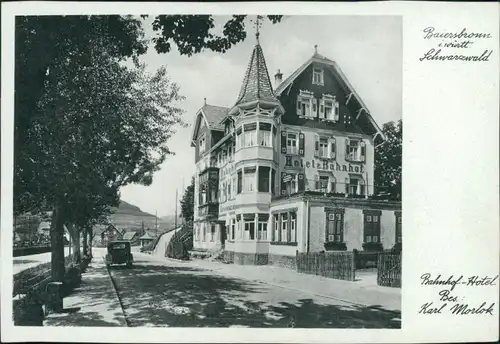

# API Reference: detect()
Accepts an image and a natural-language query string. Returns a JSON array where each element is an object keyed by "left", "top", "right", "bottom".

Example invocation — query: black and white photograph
[
  {"left": 10, "top": 13, "right": 403, "bottom": 329},
  {"left": 2, "top": 2, "right": 498, "bottom": 343}
]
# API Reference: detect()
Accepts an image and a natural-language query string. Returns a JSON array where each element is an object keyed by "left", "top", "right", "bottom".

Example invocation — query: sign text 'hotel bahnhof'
[{"left": 284, "top": 155, "right": 365, "bottom": 174}]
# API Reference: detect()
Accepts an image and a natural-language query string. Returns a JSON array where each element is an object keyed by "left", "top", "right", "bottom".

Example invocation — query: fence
[
  {"left": 377, "top": 251, "right": 401, "bottom": 288},
  {"left": 296, "top": 251, "right": 355, "bottom": 281},
  {"left": 13, "top": 255, "right": 73, "bottom": 297}
]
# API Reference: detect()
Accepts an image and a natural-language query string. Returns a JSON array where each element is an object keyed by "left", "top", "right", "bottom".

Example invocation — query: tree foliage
[
  {"left": 374, "top": 120, "right": 402, "bottom": 199},
  {"left": 180, "top": 177, "right": 195, "bottom": 222},
  {"left": 151, "top": 15, "right": 282, "bottom": 56}
]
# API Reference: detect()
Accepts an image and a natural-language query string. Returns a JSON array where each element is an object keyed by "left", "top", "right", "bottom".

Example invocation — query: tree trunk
[
  {"left": 88, "top": 226, "right": 93, "bottom": 256},
  {"left": 67, "top": 223, "right": 81, "bottom": 263},
  {"left": 50, "top": 203, "right": 66, "bottom": 282},
  {"left": 82, "top": 227, "right": 88, "bottom": 257}
]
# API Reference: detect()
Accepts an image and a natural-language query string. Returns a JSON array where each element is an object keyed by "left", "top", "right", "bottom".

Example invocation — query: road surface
[{"left": 108, "top": 252, "right": 401, "bottom": 328}]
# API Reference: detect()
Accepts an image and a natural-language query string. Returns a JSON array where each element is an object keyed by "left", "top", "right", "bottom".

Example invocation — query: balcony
[{"left": 198, "top": 202, "right": 219, "bottom": 219}]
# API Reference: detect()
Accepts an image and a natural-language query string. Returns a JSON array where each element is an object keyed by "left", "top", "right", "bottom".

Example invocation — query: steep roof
[
  {"left": 202, "top": 104, "right": 228, "bottom": 131},
  {"left": 229, "top": 41, "right": 283, "bottom": 115},
  {"left": 139, "top": 232, "right": 154, "bottom": 240},
  {"left": 122, "top": 231, "right": 137, "bottom": 241},
  {"left": 275, "top": 52, "right": 385, "bottom": 141}
]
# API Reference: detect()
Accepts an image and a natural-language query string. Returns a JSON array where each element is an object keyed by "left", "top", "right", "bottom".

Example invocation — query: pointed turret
[{"left": 229, "top": 37, "right": 284, "bottom": 116}]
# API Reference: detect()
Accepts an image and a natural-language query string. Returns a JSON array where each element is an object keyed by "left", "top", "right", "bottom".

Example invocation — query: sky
[{"left": 119, "top": 15, "right": 402, "bottom": 217}]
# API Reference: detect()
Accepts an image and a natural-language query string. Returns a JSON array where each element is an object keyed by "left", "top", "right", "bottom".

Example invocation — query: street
[{"left": 108, "top": 252, "right": 401, "bottom": 328}]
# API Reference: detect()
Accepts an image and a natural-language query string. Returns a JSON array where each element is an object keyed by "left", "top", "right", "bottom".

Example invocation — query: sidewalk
[
  {"left": 44, "top": 249, "right": 127, "bottom": 327},
  {"left": 181, "top": 258, "right": 401, "bottom": 313}
]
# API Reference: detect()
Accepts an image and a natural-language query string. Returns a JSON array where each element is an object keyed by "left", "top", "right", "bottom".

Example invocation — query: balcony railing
[{"left": 198, "top": 202, "right": 219, "bottom": 218}]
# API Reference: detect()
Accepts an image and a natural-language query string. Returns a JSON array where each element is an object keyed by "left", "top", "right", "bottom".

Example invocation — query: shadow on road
[
  {"left": 44, "top": 263, "right": 126, "bottom": 327},
  {"left": 112, "top": 262, "right": 401, "bottom": 328}
]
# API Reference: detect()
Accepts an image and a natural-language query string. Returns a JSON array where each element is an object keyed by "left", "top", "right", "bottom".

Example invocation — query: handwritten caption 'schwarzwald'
[
  {"left": 419, "top": 27, "right": 493, "bottom": 62},
  {"left": 419, "top": 273, "right": 497, "bottom": 315}
]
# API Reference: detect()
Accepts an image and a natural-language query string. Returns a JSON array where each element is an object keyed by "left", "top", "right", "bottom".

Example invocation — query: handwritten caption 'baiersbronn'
[
  {"left": 419, "top": 273, "right": 498, "bottom": 315},
  {"left": 419, "top": 27, "right": 493, "bottom": 62}
]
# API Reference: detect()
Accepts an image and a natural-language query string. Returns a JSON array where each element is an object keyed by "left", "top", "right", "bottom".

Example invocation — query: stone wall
[
  {"left": 268, "top": 254, "right": 297, "bottom": 270},
  {"left": 233, "top": 252, "right": 269, "bottom": 265}
]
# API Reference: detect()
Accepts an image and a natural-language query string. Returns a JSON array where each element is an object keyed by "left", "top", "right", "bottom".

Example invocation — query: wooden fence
[
  {"left": 377, "top": 251, "right": 401, "bottom": 288},
  {"left": 296, "top": 251, "right": 355, "bottom": 281}
]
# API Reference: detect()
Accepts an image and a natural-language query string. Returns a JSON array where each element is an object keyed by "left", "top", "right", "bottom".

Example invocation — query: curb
[{"left": 103, "top": 258, "right": 130, "bottom": 327}]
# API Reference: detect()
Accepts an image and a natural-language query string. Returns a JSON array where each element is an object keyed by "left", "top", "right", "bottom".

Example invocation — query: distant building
[
  {"left": 122, "top": 231, "right": 139, "bottom": 243},
  {"left": 190, "top": 34, "right": 401, "bottom": 265},
  {"left": 96, "top": 224, "right": 124, "bottom": 245},
  {"left": 139, "top": 232, "right": 155, "bottom": 248}
]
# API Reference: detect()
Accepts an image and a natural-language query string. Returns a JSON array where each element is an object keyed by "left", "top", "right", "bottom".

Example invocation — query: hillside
[{"left": 108, "top": 200, "right": 172, "bottom": 232}]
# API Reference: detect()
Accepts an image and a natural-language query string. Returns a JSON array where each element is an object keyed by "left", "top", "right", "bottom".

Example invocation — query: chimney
[{"left": 274, "top": 69, "right": 283, "bottom": 88}]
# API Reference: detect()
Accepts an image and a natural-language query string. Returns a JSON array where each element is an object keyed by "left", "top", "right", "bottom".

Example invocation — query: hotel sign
[{"left": 285, "top": 156, "right": 365, "bottom": 173}]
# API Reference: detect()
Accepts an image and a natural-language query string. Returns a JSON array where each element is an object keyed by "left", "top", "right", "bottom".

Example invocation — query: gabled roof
[
  {"left": 275, "top": 52, "right": 385, "bottom": 141},
  {"left": 229, "top": 41, "right": 283, "bottom": 115},
  {"left": 190, "top": 104, "right": 229, "bottom": 147},
  {"left": 122, "top": 231, "right": 137, "bottom": 241},
  {"left": 139, "top": 232, "right": 154, "bottom": 240}
]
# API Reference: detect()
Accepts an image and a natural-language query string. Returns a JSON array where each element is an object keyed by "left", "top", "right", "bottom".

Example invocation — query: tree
[
  {"left": 14, "top": 15, "right": 283, "bottom": 280},
  {"left": 374, "top": 120, "right": 402, "bottom": 199},
  {"left": 180, "top": 177, "right": 195, "bottom": 223}
]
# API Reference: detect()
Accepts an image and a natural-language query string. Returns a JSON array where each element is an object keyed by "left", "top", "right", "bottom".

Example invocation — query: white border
[{"left": 2, "top": 2, "right": 499, "bottom": 343}]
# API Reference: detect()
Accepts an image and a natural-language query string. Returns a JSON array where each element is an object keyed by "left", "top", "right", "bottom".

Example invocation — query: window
[
  {"left": 326, "top": 210, "right": 344, "bottom": 243},
  {"left": 202, "top": 223, "right": 206, "bottom": 241},
  {"left": 237, "top": 170, "right": 242, "bottom": 194},
  {"left": 236, "top": 127, "right": 243, "bottom": 150},
  {"left": 287, "top": 133, "right": 298, "bottom": 155},
  {"left": 312, "top": 68, "right": 324, "bottom": 85},
  {"left": 273, "top": 214, "right": 279, "bottom": 242},
  {"left": 210, "top": 224, "right": 215, "bottom": 242},
  {"left": 347, "top": 177, "right": 365, "bottom": 196},
  {"left": 232, "top": 176, "right": 237, "bottom": 198},
  {"left": 243, "top": 167, "right": 256, "bottom": 192},
  {"left": 227, "top": 180, "right": 231, "bottom": 200},
  {"left": 228, "top": 144, "right": 232, "bottom": 161},
  {"left": 244, "top": 123, "right": 257, "bottom": 147},
  {"left": 364, "top": 211, "right": 381, "bottom": 243},
  {"left": 271, "top": 169, "right": 276, "bottom": 195},
  {"left": 290, "top": 212, "right": 297, "bottom": 243},
  {"left": 319, "top": 138, "right": 328, "bottom": 157},
  {"left": 320, "top": 95, "right": 339, "bottom": 121},
  {"left": 346, "top": 139, "right": 366, "bottom": 162},
  {"left": 257, "top": 214, "right": 268, "bottom": 241},
  {"left": 258, "top": 166, "right": 270, "bottom": 192},
  {"left": 259, "top": 122, "right": 272, "bottom": 147},
  {"left": 296, "top": 90, "right": 315, "bottom": 117},
  {"left": 244, "top": 215, "right": 255, "bottom": 240},
  {"left": 199, "top": 134, "right": 206, "bottom": 154},
  {"left": 236, "top": 215, "right": 242, "bottom": 239},
  {"left": 231, "top": 218, "right": 236, "bottom": 240},
  {"left": 318, "top": 175, "right": 329, "bottom": 192},
  {"left": 395, "top": 213, "right": 402, "bottom": 244},
  {"left": 281, "top": 213, "right": 288, "bottom": 242},
  {"left": 284, "top": 173, "right": 298, "bottom": 195}
]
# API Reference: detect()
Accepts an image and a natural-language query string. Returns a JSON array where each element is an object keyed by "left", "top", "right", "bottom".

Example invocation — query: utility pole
[
  {"left": 155, "top": 210, "right": 158, "bottom": 237},
  {"left": 174, "top": 188, "right": 178, "bottom": 228}
]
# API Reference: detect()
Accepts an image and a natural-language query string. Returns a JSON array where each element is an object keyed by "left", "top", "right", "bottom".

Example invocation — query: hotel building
[{"left": 190, "top": 36, "right": 401, "bottom": 266}]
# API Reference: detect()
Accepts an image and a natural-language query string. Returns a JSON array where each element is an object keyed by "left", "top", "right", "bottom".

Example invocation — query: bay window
[
  {"left": 243, "top": 166, "right": 256, "bottom": 192},
  {"left": 257, "top": 214, "right": 269, "bottom": 241},
  {"left": 237, "top": 170, "right": 242, "bottom": 194},
  {"left": 243, "top": 123, "right": 257, "bottom": 147},
  {"left": 259, "top": 122, "right": 272, "bottom": 147},
  {"left": 243, "top": 214, "right": 255, "bottom": 240},
  {"left": 258, "top": 166, "right": 271, "bottom": 192},
  {"left": 236, "top": 127, "right": 243, "bottom": 149}
]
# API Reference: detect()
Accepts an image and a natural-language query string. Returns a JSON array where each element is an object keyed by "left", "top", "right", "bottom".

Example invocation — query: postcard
[{"left": 1, "top": 1, "right": 498, "bottom": 343}]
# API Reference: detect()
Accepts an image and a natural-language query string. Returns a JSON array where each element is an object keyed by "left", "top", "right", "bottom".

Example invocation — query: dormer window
[
  {"left": 312, "top": 68, "right": 324, "bottom": 86},
  {"left": 319, "top": 94, "right": 340, "bottom": 122},
  {"left": 296, "top": 90, "right": 315, "bottom": 118}
]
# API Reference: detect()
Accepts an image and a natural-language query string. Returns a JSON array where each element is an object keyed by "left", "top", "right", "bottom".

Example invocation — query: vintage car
[{"left": 105, "top": 241, "right": 133, "bottom": 268}]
